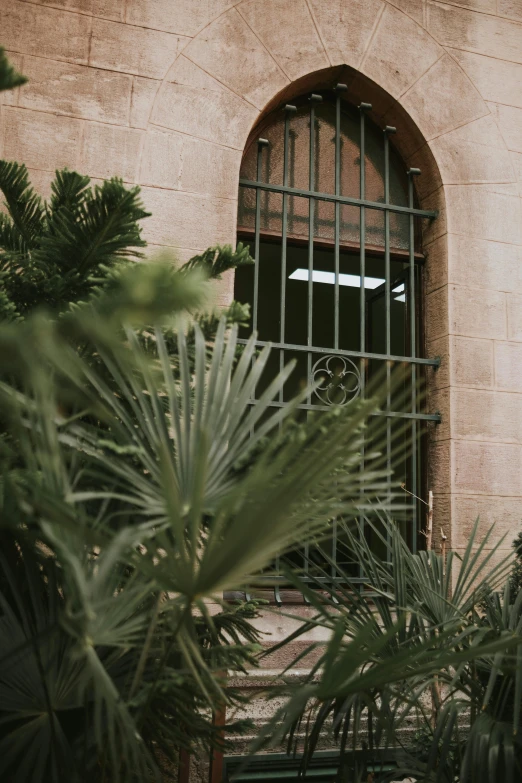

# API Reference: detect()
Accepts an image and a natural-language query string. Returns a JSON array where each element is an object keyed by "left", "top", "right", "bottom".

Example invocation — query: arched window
[{"left": 234, "top": 85, "right": 439, "bottom": 574}]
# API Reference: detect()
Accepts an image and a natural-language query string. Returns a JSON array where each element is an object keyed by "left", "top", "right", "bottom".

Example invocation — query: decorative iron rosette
[{"left": 311, "top": 354, "right": 361, "bottom": 406}]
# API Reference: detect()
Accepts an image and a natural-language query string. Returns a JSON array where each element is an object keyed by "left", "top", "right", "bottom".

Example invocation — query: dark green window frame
[{"left": 234, "top": 85, "right": 440, "bottom": 589}]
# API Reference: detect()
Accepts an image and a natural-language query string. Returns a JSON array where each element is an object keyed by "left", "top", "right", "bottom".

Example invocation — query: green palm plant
[
  {"left": 0, "top": 266, "right": 401, "bottom": 782},
  {"left": 256, "top": 516, "right": 518, "bottom": 782}
]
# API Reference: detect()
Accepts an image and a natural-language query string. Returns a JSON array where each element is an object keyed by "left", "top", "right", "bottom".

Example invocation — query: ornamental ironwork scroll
[{"left": 311, "top": 354, "right": 361, "bottom": 406}]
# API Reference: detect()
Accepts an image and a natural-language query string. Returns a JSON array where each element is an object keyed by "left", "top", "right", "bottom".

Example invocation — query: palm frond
[{"left": 180, "top": 242, "right": 253, "bottom": 279}]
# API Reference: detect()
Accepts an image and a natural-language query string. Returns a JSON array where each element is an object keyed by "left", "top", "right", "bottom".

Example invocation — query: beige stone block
[
  {"left": 20, "top": 57, "right": 133, "bottom": 125},
  {"left": 457, "top": 234, "right": 512, "bottom": 295},
  {"left": 454, "top": 388, "right": 522, "bottom": 444},
  {"left": 487, "top": 104, "right": 522, "bottom": 154},
  {"left": 428, "top": 439, "right": 451, "bottom": 493},
  {"left": 238, "top": 0, "right": 328, "bottom": 82},
  {"left": 452, "top": 49, "right": 522, "bottom": 109},
  {"left": 386, "top": 0, "right": 425, "bottom": 24},
  {"left": 444, "top": 186, "right": 522, "bottom": 245},
  {"left": 183, "top": 9, "right": 288, "bottom": 110},
  {"left": 308, "top": 0, "right": 384, "bottom": 69},
  {"left": 448, "top": 234, "right": 522, "bottom": 294},
  {"left": 510, "top": 151, "right": 522, "bottom": 196},
  {"left": 140, "top": 186, "right": 237, "bottom": 249},
  {"left": 495, "top": 342, "right": 522, "bottom": 392},
  {"left": 362, "top": 4, "right": 441, "bottom": 99},
  {"left": 37, "top": 0, "right": 93, "bottom": 11},
  {"left": 81, "top": 122, "right": 142, "bottom": 181},
  {"left": 454, "top": 440, "right": 522, "bottom": 496},
  {"left": 2, "top": 107, "right": 81, "bottom": 171},
  {"left": 126, "top": 0, "right": 232, "bottom": 37},
  {"left": 424, "top": 233, "right": 448, "bottom": 294},
  {"left": 482, "top": 182, "right": 521, "bottom": 196},
  {"left": 434, "top": 0, "right": 496, "bottom": 9},
  {"left": 428, "top": 3, "right": 522, "bottom": 65},
  {"left": 139, "top": 130, "right": 183, "bottom": 189},
  {"left": 453, "top": 495, "right": 522, "bottom": 550},
  {"left": 92, "top": 0, "right": 125, "bottom": 20},
  {"left": 180, "top": 138, "right": 242, "bottom": 200},
  {"left": 442, "top": 113, "right": 506, "bottom": 147},
  {"left": 499, "top": 0, "right": 522, "bottom": 21},
  {"left": 426, "top": 285, "right": 449, "bottom": 342},
  {"left": 129, "top": 77, "right": 159, "bottom": 130},
  {"left": 450, "top": 285, "right": 507, "bottom": 340},
  {"left": 451, "top": 335, "right": 494, "bottom": 388},
  {"left": 90, "top": 19, "right": 186, "bottom": 80},
  {"left": 401, "top": 54, "right": 487, "bottom": 141},
  {"left": 0, "top": 2, "right": 91, "bottom": 64},
  {"left": 152, "top": 56, "right": 258, "bottom": 150},
  {"left": 508, "top": 294, "right": 522, "bottom": 341},
  {"left": 430, "top": 134, "right": 515, "bottom": 188}
]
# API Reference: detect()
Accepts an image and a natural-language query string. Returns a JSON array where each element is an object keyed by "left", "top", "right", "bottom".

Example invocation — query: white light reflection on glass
[{"left": 289, "top": 269, "right": 406, "bottom": 301}]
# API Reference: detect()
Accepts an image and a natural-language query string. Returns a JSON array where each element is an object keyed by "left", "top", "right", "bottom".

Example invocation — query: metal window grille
[{"left": 234, "top": 86, "right": 440, "bottom": 590}]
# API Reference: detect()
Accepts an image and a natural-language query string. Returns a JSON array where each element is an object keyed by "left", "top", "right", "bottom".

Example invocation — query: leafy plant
[
  {"left": 0, "top": 264, "right": 399, "bottom": 781},
  {"left": 0, "top": 164, "right": 151, "bottom": 321},
  {"left": 256, "top": 516, "right": 519, "bottom": 782},
  {"left": 509, "top": 531, "right": 522, "bottom": 596},
  {"left": 0, "top": 47, "right": 27, "bottom": 93}
]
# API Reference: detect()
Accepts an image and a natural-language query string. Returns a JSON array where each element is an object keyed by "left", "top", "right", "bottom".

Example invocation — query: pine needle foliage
[{"left": 0, "top": 163, "right": 151, "bottom": 321}]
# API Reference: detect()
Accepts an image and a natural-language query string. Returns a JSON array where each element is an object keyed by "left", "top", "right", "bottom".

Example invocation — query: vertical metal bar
[
  {"left": 253, "top": 139, "right": 269, "bottom": 334},
  {"left": 334, "top": 84, "right": 347, "bottom": 351},
  {"left": 307, "top": 94, "right": 322, "bottom": 404},
  {"left": 408, "top": 167, "right": 421, "bottom": 552},
  {"left": 279, "top": 106, "right": 296, "bottom": 404},
  {"left": 289, "top": 130, "right": 296, "bottom": 233},
  {"left": 359, "top": 104, "right": 371, "bottom": 363},
  {"left": 275, "top": 108, "right": 296, "bottom": 580},
  {"left": 384, "top": 126, "right": 395, "bottom": 358},
  {"left": 358, "top": 103, "right": 371, "bottom": 578},
  {"left": 384, "top": 126, "right": 396, "bottom": 561}
]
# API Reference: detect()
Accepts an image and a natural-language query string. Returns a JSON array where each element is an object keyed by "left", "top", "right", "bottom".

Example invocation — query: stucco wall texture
[{"left": 1, "top": 0, "right": 522, "bottom": 567}]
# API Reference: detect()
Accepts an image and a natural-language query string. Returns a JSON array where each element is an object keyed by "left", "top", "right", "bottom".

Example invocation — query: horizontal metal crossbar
[
  {"left": 246, "top": 398, "right": 441, "bottom": 422},
  {"left": 237, "top": 337, "right": 441, "bottom": 367},
  {"left": 239, "top": 178, "right": 438, "bottom": 219}
]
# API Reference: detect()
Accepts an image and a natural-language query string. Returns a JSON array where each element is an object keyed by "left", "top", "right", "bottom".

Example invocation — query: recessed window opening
[{"left": 234, "top": 86, "right": 439, "bottom": 586}]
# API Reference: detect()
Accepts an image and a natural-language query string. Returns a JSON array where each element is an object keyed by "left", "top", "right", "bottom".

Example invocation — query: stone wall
[{"left": 1, "top": 0, "right": 522, "bottom": 585}]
